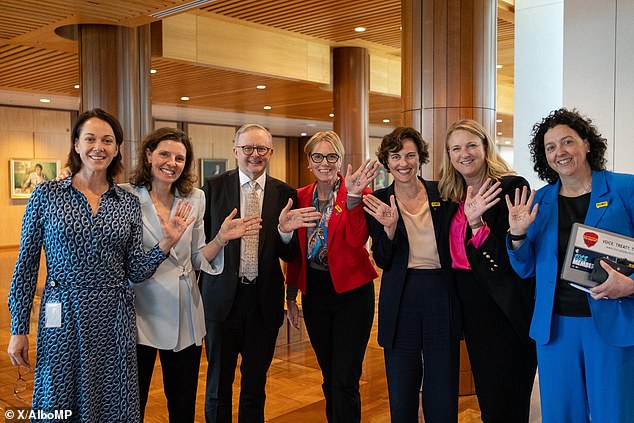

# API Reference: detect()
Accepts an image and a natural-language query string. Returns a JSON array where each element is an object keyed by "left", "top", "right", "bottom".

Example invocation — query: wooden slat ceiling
[
  {"left": 0, "top": 1, "right": 512, "bottom": 131},
  {"left": 199, "top": 0, "right": 402, "bottom": 51},
  {"left": 0, "top": 0, "right": 196, "bottom": 40}
]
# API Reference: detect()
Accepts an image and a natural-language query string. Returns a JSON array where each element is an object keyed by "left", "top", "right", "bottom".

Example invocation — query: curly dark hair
[
  {"left": 377, "top": 127, "right": 429, "bottom": 173},
  {"left": 67, "top": 108, "right": 124, "bottom": 179},
  {"left": 530, "top": 108, "right": 607, "bottom": 184},
  {"left": 130, "top": 127, "right": 197, "bottom": 195}
]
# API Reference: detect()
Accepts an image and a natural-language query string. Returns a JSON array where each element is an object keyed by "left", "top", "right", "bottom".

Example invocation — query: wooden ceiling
[{"left": 0, "top": 0, "right": 513, "bottom": 133}]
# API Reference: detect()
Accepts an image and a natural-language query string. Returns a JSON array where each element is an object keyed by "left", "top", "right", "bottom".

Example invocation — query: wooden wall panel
[{"left": 0, "top": 106, "right": 70, "bottom": 247}]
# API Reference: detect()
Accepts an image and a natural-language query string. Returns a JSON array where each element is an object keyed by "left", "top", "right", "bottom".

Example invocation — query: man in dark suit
[{"left": 201, "top": 124, "right": 318, "bottom": 423}]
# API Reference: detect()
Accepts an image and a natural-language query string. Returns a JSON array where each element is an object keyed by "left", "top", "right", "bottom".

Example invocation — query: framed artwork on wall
[
  {"left": 10, "top": 159, "right": 61, "bottom": 199},
  {"left": 199, "top": 159, "right": 228, "bottom": 185},
  {"left": 373, "top": 165, "right": 391, "bottom": 190}
]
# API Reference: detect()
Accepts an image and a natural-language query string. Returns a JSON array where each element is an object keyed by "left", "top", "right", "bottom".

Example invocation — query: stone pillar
[
  {"left": 78, "top": 24, "right": 152, "bottom": 179},
  {"left": 402, "top": 0, "right": 497, "bottom": 179},
  {"left": 333, "top": 47, "right": 370, "bottom": 171}
]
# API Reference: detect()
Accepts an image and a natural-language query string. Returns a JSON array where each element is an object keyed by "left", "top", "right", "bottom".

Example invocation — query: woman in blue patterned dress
[{"left": 7, "top": 109, "right": 194, "bottom": 421}]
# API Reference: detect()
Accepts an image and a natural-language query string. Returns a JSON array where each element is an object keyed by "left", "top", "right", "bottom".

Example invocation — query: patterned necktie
[{"left": 243, "top": 180, "right": 260, "bottom": 280}]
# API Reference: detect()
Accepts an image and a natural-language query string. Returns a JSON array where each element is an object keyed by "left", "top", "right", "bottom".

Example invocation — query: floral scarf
[{"left": 306, "top": 178, "right": 341, "bottom": 268}]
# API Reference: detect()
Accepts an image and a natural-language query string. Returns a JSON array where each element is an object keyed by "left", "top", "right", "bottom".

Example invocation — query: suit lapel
[
  {"left": 584, "top": 170, "right": 611, "bottom": 228},
  {"left": 138, "top": 186, "right": 181, "bottom": 264},
  {"left": 138, "top": 186, "right": 164, "bottom": 244},
  {"left": 259, "top": 175, "right": 278, "bottom": 255}
]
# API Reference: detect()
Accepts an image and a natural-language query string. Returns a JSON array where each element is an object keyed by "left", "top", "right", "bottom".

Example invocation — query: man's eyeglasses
[
  {"left": 310, "top": 153, "right": 340, "bottom": 163},
  {"left": 235, "top": 145, "right": 271, "bottom": 156}
]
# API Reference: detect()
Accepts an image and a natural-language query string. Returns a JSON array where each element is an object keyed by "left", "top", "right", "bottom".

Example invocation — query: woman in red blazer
[{"left": 285, "top": 131, "right": 379, "bottom": 423}]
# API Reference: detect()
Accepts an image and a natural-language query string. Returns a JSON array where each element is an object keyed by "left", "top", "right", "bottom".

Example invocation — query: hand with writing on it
[
  {"left": 363, "top": 194, "right": 399, "bottom": 240},
  {"left": 218, "top": 208, "right": 262, "bottom": 241},
  {"left": 345, "top": 159, "right": 381, "bottom": 196},
  {"left": 463, "top": 178, "right": 502, "bottom": 226},
  {"left": 158, "top": 199, "right": 196, "bottom": 254},
  {"left": 505, "top": 185, "right": 538, "bottom": 237},
  {"left": 278, "top": 198, "right": 322, "bottom": 233}
]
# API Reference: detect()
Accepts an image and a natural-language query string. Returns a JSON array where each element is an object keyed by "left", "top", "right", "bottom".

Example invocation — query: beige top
[{"left": 400, "top": 199, "right": 441, "bottom": 269}]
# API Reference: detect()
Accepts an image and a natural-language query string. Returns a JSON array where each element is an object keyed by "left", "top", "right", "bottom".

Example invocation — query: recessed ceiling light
[
  {"left": 180, "top": 96, "right": 190, "bottom": 101},
  {"left": 73, "top": 84, "right": 80, "bottom": 89},
  {"left": 496, "top": 119, "right": 503, "bottom": 123},
  {"left": 300, "top": 132, "right": 307, "bottom": 137},
  {"left": 496, "top": 64, "right": 503, "bottom": 69},
  {"left": 256, "top": 85, "right": 266, "bottom": 90},
  {"left": 383, "top": 119, "right": 390, "bottom": 123},
  {"left": 39, "top": 98, "right": 51, "bottom": 103},
  {"left": 150, "top": 69, "right": 157, "bottom": 74},
  {"left": 354, "top": 27, "right": 366, "bottom": 33},
  {"left": 497, "top": 132, "right": 503, "bottom": 136},
  {"left": 263, "top": 105, "right": 272, "bottom": 110},
  {"left": 504, "top": 141, "right": 511, "bottom": 145},
  {"left": 329, "top": 113, "right": 335, "bottom": 118}
]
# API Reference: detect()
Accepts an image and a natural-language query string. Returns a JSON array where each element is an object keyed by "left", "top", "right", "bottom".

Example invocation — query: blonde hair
[
  {"left": 439, "top": 119, "right": 515, "bottom": 202},
  {"left": 304, "top": 131, "right": 345, "bottom": 160}
]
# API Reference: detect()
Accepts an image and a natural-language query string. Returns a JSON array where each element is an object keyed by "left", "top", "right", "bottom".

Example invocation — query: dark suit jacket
[
  {"left": 446, "top": 175, "right": 535, "bottom": 343},
  {"left": 366, "top": 178, "right": 461, "bottom": 348},
  {"left": 200, "top": 169, "right": 297, "bottom": 332}
]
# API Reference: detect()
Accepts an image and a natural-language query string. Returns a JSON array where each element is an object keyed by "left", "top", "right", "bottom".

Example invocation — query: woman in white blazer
[{"left": 122, "top": 127, "right": 261, "bottom": 422}]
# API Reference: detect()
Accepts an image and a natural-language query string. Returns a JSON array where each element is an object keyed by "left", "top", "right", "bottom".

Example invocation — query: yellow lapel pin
[{"left": 595, "top": 201, "right": 608, "bottom": 208}]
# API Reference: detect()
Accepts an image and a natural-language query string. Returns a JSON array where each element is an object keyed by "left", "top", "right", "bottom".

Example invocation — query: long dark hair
[{"left": 66, "top": 108, "right": 124, "bottom": 179}]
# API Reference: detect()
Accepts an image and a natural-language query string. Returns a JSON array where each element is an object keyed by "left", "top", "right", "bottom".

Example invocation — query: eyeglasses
[
  {"left": 235, "top": 145, "right": 271, "bottom": 156},
  {"left": 310, "top": 153, "right": 340, "bottom": 163},
  {"left": 13, "top": 366, "right": 32, "bottom": 403}
]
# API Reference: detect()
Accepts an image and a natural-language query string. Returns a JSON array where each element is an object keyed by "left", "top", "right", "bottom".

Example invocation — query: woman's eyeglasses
[
  {"left": 14, "top": 366, "right": 32, "bottom": 403},
  {"left": 235, "top": 145, "right": 271, "bottom": 156},
  {"left": 310, "top": 153, "right": 340, "bottom": 163}
]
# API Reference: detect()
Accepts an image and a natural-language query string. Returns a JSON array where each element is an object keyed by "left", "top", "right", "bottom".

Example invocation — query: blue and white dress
[{"left": 8, "top": 178, "right": 167, "bottom": 422}]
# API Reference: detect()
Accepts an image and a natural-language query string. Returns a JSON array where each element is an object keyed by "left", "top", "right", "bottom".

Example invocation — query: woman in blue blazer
[{"left": 506, "top": 108, "right": 634, "bottom": 423}]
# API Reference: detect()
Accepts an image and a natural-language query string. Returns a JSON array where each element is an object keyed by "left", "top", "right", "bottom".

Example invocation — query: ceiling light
[
  {"left": 263, "top": 105, "right": 272, "bottom": 110},
  {"left": 73, "top": 84, "right": 80, "bottom": 89},
  {"left": 354, "top": 27, "right": 366, "bottom": 33},
  {"left": 256, "top": 85, "right": 266, "bottom": 90},
  {"left": 496, "top": 64, "right": 503, "bottom": 69},
  {"left": 329, "top": 113, "right": 335, "bottom": 118},
  {"left": 150, "top": 69, "right": 157, "bottom": 74},
  {"left": 39, "top": 98, "right": 51, "bottom": 103},
  {"left": 300, "top": 132, "right": 307, "bottom": 137},
  {"left": 383, "top": 119, "right": 390, "bottom": 123},
  {"left": 180, "top": 96, "right": 190, "bottom": 101},
  {"left": 504, "top": 141, "right": 512, "bottom": 145},
  {"left": 151, "top": 0, "right": 216, "bottom": 19},
  {"left": 497, "top": 132, "right": 503, "bottom": 136},
  {"left": 496, "top": 119, "right": 503, "bottom": 123}
]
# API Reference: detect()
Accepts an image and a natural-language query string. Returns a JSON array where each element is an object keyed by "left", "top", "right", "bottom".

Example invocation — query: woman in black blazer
[
  {"left": 363, "top": 127, "right": 461, "bottom": 423},
  {"left": 438, "top": 119, "right": 536, "bottom": 423}
]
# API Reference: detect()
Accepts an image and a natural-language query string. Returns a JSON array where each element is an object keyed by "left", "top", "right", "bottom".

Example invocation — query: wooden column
[
  {"left": 402, "top": 0, "right": 496, "bottom": 179},
  {"left": 333, "top": 47, "right": 369, "bottom": 171},
  {"left": 78, "top": 24, "right": 152, "bottom": 180}
]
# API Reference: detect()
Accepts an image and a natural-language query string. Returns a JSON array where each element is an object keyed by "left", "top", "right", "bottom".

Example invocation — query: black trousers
[
  {"left": 204, "top": 283, "right": 278, "bottom": 423},
  {"left": 302, "top": 267, "right": 375, "bottom": 423},
  {"left": 137, "top": 343, "right": 202, "bottom": 423},
  {"left": 455, "top": 270, "right": 537, "bottom": 423},
  {"left": 383, "top": 269, "right": 459, "bottom": 423}
]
